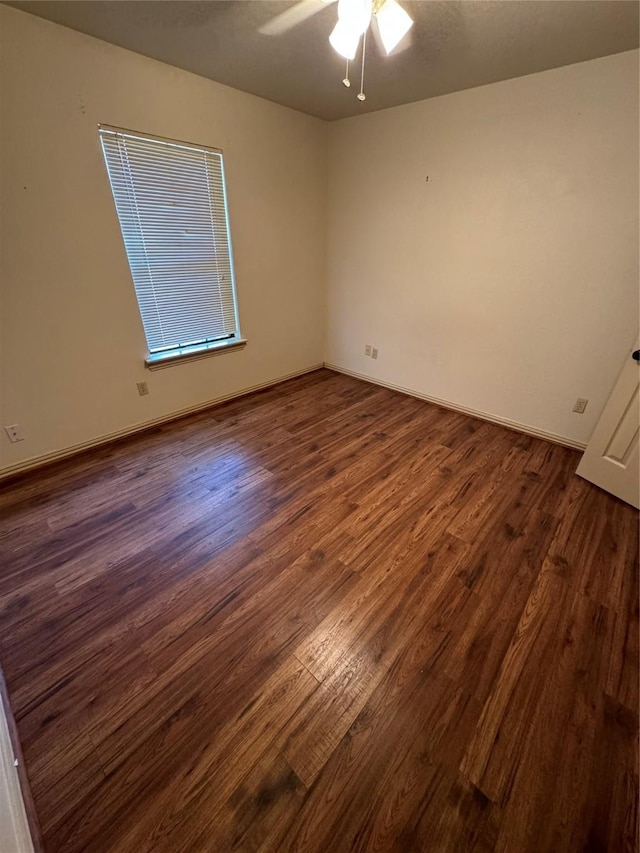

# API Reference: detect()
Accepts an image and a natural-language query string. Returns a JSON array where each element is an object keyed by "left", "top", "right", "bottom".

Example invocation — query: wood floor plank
[
  {"left": 279, "top": 674, "right": 482, "bottom": 853},
  {"left": 491, "top": 593, "right": 623, "bottom": 852},
  {"left": 99, "top": 658, "right": 318, "bottom": 853},
  {"left": 281, "top": 545, "right": 475, "bottom": 786},
  {"left": 580, "top": 694, "right": 639, "bottom": 852},
  {"left": 444, "top": 504, "right": 559, "bottom": 703},
  {"left": 92, "top": 553, "right": 357, "bottom": 777},
  {"left": 297, "top": 530, "right": 467, "bottom": 681},
  {"left": 397, "top": 770, "right": 502, "bottom": 853},
  {"left": 200, "top": 747, "right": 306, "bottom": 853},
  {"left": 0, "top": 368, "right": 636, "bottom": 852},
  {"left": 460, "top": 564, "right": 570, "bottom": 799}
]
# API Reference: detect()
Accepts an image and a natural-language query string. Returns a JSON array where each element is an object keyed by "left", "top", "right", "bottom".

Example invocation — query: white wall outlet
[
  {"left": 371, "top": 347, "right": 379, "bottom": 360},
  {"left": 364, "top": 344, "right": 372, "bottom": 356},
  {"left": 573, "top": 398, "right": 588, "bottom": 414},
  {"left": 137, "top": 382, "right": 149, "bottom": 396},
  {"left": 4, "top": 424, "right": 23, "bottom": 443}
]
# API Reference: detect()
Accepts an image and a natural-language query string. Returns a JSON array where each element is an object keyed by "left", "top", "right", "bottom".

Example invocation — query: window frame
[{"left": 98, "top": 125, "right": 246, "bottom": 369}]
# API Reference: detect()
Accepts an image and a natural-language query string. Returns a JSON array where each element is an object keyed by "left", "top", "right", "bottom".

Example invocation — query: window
[{"left": 99, "top": 126, "right": 243, "bottom": 367}]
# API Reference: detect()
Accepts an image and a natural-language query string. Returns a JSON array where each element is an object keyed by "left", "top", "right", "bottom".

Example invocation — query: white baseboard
[
  {"left": 324, "top": 363, "right": 586, "bottom": 451},
  {"left": 0, "top": 364, "right": 324, "bottom": 481},
  {"left": 1, "top": 362, "right": 585, "bottom": 481}
]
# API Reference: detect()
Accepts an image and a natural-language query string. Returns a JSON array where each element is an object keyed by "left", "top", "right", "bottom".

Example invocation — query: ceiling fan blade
[{"left": 260, "top": 0, "right": 337, "bottom": 37}]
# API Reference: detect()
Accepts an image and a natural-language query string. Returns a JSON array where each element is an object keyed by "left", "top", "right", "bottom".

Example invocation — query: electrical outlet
[
  {"left": 4, "top": 424, "right": 23, "bottom": 443},
  {"left": 573, "top": 398, "right": 588, "bottom": 414},
  {"left": 137, "top": 382, "right": 149, "bottom": 397},
  {"left": 365, "top": 344, "right": 372, "bottom": 356},
  {"left": 371, "top": 347, "right": 379, "bottom": 360}
]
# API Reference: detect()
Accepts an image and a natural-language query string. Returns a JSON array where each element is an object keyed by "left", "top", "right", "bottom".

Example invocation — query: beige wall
[
  {"left": 326, "top": 50, "right": 639, "bottom": 446},
  {"left": 0, "top": 6, "right": 327, "bottom": 474}
]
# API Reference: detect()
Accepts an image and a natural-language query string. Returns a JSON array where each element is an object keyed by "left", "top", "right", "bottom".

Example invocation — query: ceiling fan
[{"left": 260, "top": 0, "right": 414, "bottom": 102}]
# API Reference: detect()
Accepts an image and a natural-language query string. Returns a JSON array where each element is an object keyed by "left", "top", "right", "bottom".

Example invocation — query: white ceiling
[{"left": 8, "top": 0, "right": 640, "bottom": 120}]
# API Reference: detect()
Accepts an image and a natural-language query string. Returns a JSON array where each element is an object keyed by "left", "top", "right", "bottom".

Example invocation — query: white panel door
[{"left": 576, "top": 341, "right": 640, "bottom": 509}]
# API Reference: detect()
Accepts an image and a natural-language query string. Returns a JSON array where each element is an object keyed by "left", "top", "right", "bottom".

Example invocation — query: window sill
[{"left": 145, "top": 338, "right": 247, "bottom": 370}]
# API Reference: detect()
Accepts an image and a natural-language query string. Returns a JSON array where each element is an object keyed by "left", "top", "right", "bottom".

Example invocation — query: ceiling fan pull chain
[
  {"left": 357, "top": 30, "right": 366, "bottom": 101},
  {"left": 343, "top": 58, "right": 351, "bottom": 88}
]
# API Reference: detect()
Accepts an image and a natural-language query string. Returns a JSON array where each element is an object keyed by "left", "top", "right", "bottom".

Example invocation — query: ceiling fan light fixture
[
  {"left": 337, "top": 0, "right": 372, "bottom": 35},
  {"left": 375, "top": 0, "right": 413, "bottom": 54},
  {"left": 329, "top": 18, "right": 361, "bottom": 59}
]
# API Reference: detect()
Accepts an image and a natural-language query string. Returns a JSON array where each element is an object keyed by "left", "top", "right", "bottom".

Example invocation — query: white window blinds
[{"left": 99, "top": 126, "right": 241, "bottom": 361}]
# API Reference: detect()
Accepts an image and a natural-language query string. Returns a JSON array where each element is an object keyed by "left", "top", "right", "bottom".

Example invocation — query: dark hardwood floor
[{"left": 0, "top": 368, "right": 637, "bottom": 852}]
